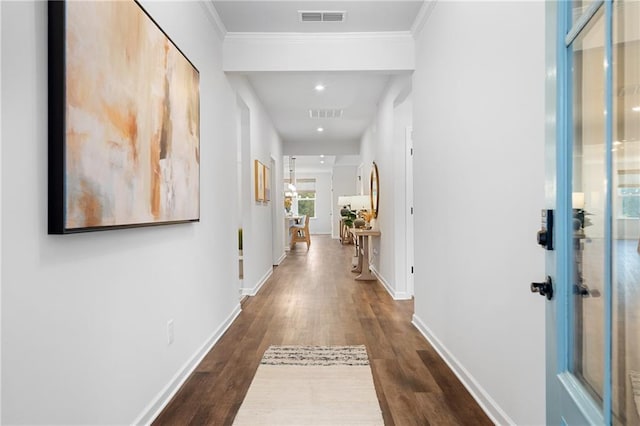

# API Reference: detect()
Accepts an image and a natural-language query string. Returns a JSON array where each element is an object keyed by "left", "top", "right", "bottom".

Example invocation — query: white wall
[
  {"left": 359, "top": 75, "right": 412, "bottom": 300},
  {"left": 332, "top": 166, "right": 358, "bottom": 239},
  {"left": 392, "top": 95, "right": 412, "bottom": 296},
  {"left": 411, "top": 2, "right": 546, "bottom": 424},
  {"left": 1, "top": 1, "right": 242, "bottom": 424},
  {"left": 228, "top": 76, "right": 284, "bottom": 293}
]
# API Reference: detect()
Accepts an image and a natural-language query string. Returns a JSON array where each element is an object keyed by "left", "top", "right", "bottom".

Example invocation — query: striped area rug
[
  {"left": 260, "top": 345, "right": 371, "bottom": 366},
  {"left": 233, "top": 345, "right": 383, "bottom": 425}
]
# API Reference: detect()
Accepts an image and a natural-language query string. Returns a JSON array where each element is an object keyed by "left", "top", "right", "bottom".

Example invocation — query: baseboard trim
[
  {"left": 274, "top": 252, "right": 286, "bottom": 266},
  {"left": 133, "top": 303, "right": 242, "bottom": 425},
  {"left": 370, "top": 265, "right": 411, "bottom": 300},
  {"left": 411, "top": 314, "right": 514, "bottom": 425},
  {"left": 241, "top": 267, "right": 273, "bottom": 296}
]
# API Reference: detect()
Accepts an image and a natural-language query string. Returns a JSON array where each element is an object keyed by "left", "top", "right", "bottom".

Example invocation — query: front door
[{"left": 545, "top": 1, "right": 639, "bottom": 424}]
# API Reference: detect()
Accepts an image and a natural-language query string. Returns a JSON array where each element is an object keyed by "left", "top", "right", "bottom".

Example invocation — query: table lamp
[{"left": 349, "top": 195, "right": 370, "bottom": 212}]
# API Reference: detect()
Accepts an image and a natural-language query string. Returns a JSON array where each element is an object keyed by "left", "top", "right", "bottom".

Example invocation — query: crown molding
[
  {"left": 411, "top": 1, "right": 437, "bottom": 38},
  {"left": 200, "top": 0, "right": 227, "bottom": 39}
]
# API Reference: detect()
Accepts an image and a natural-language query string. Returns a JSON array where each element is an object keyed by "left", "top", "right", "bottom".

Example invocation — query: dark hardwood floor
[{"left": 153, "top": 236, "right": 492, "bottom": 425}]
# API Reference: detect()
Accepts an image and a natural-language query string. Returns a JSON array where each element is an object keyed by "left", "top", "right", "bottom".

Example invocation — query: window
[
  {"left": 297, "top": 179, "right": 316, "bottom": 218},
  {"left": 618, "top": 187, "right": 640, "bottom": 218},
  {"left": 283, "top": 178, "right": 316, "bottom": 218},
  {"left": 616, "top": 169, "right": 640, "bottom": 218},
  {"left": 297, "top": 192, "right": 316, "bottom": 218}
]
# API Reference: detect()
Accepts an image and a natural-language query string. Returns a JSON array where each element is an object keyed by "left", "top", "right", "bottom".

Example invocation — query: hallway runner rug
[{"left": 233, "top": 345, "right": 384, "bottom": 425}]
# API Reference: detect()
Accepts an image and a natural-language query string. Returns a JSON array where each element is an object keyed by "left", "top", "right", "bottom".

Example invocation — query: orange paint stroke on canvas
[
  {"left": 79, "top": 179, "right": 103, "bottom": 227},
  {"left": 102, "top": 103, "right": 139, "bottom": 163}
]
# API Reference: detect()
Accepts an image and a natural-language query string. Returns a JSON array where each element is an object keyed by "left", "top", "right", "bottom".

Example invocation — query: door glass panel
[
  {"left": 612, "top": 1, "right": 640, "bottom": 424},
  {"left": 571, "top": 8, "right": 605, "bottom": 405}
]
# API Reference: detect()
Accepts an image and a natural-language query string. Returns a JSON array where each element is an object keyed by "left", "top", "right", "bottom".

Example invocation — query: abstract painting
[{"left": 48, "top": 0, "right": 200, "bottom": 233}]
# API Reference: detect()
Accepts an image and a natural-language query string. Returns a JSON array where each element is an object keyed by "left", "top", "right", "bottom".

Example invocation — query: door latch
[{"left": 531, "top": 276, "right": 553, "bottom": 300}]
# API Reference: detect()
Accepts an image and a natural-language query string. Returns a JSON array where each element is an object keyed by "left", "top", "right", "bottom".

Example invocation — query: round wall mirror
[{"left": 370, "top": 162, "right": 379, "bottom": 218}]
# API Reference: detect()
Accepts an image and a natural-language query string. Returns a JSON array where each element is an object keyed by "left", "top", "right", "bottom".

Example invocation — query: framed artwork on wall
[
  {"left": 264, "top": 164, "right": 271, "bottom": 202},
  {"left": 255, "top": 160, "right": 265, "bottom": 202},
  {"left": 48, "top": 0, "right": 200, "bottom": 234}
]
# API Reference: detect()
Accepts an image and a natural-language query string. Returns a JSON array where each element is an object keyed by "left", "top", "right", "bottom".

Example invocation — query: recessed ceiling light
[
  {"left": 632, "top": 106, "right": 640, "bottom": 112},
  {"left": 320, "top": 154, "right": 325, "bottom": 158},
  {"left": 315, "top": 84, "right": 325, "bottom": 92},
  {"left": 614, "top": 141, "right": 622, "bottom": 146},
  {"left": 320, "top": 160, "right": 325, "bottom": 164},
  {"left": 317, "top": 127, "right": 324, "bottom": 132}
]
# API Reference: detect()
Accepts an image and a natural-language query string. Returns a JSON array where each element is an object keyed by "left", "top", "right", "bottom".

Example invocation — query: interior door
[{"left": 545, "top": 1, "right": 640, "bottom": 424}]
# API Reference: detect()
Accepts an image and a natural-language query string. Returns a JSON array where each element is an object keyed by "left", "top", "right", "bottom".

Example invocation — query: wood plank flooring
[{"left": 153, "top": 236, "right": 492, "bottom": 426}]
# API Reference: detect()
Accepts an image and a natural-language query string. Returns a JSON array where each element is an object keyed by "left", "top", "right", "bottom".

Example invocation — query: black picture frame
[{"left": 48, "top": 0, "right": 200, "bottom": 234}]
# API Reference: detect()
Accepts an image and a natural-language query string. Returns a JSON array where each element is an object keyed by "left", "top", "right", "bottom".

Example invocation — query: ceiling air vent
[
  {"left": 300, "top": 12, "right": 322, "bottom": 22},
  {"left": 309, "top": 109, "right": 344, "bottom": 119},
  {"left": 299, "top": 11, "right": 347, "bottom": 23},
  {"left": 322, "top": 12, "right": 344, "bottom": 22}
]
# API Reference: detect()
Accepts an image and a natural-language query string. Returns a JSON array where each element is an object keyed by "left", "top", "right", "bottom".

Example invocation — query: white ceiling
[
  {"left": 284, "top": 154, "right": 361, "bottom": 173},
  {"left": 246, "top": 72, "right": 390, "bottom": 148},
  {"left": 213, "top": 1, "right": 424, "bottom": 33},
  {"left": 213, "top": 1, "right": 423, "bottom": 163}
]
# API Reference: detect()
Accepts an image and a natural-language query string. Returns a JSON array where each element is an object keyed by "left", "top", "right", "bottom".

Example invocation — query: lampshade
[
  {"left": 337, "top": 196, "right": 351, "bottom": 207},
  {"left": 349, "top": 195, "right": 371, "bottom": 212},
  {"left": 572, "top": 192, "right": 585, "bottom": 209}
]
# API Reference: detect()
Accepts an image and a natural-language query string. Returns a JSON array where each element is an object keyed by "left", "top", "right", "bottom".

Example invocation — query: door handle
[{"left": 531, "top": 276, "right": 553, "bottom": 300}]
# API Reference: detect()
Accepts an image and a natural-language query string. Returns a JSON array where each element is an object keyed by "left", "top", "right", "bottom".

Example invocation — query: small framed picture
[
  {"left": 255, "top": 160, "right": 265, "bottom": 202},
  {"left": 264, "top": 165, "right": 271, "bottom": 202}
]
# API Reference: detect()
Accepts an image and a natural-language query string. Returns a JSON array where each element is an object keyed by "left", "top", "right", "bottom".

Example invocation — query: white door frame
[
  {"left": 270, "top": 156, "right": 280, "bottom": 265},
  {"left": 237, "top": 95, "right": 250, "bottom": 298},
  {"left": 405, "top": 126, "right": 414, "bottom": 297}
]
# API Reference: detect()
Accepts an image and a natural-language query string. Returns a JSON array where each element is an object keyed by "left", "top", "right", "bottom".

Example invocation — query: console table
[{"left": 350, "top": 229, "right": 381, "bottom": 281}]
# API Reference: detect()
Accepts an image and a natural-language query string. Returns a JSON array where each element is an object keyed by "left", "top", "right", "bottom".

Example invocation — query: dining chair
[{"left": 289, "top": 214, "right": 311, "bottom": 250}]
